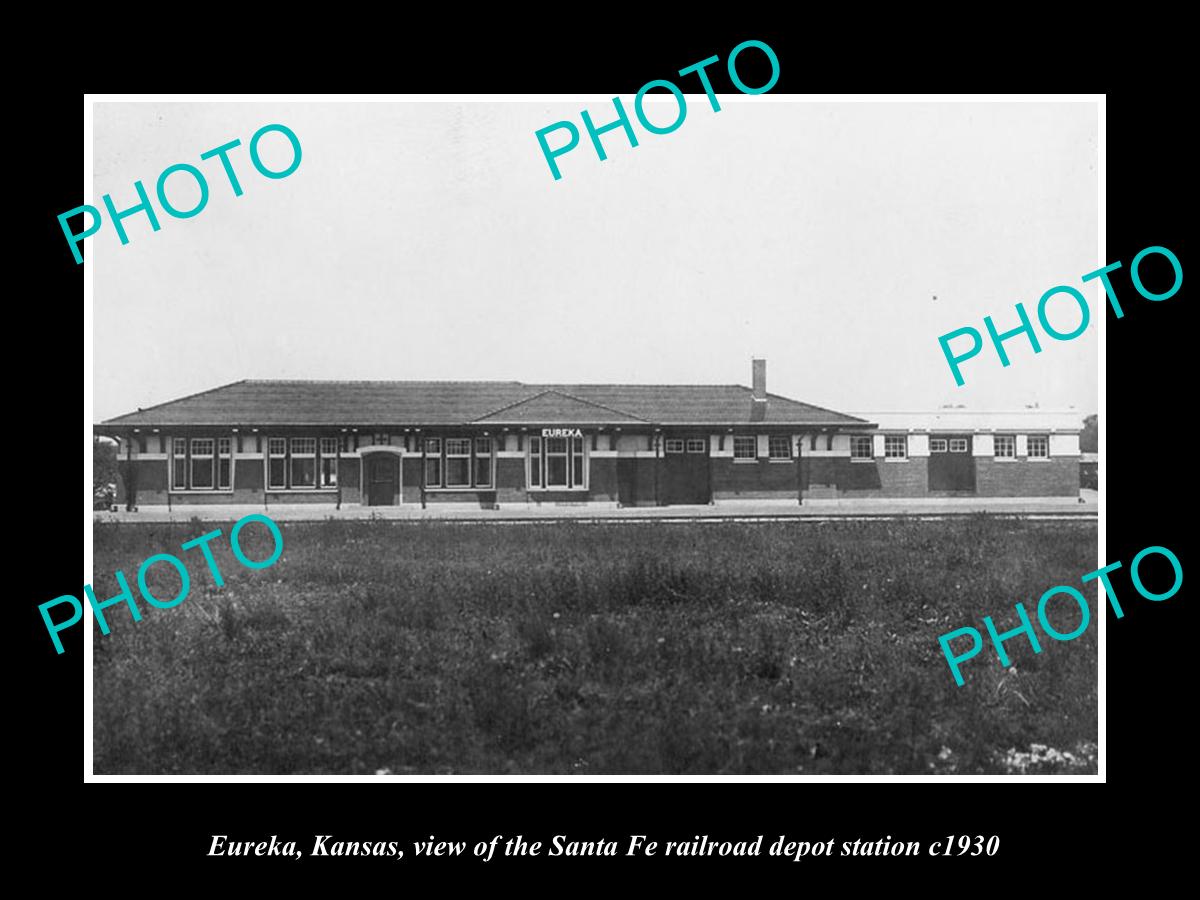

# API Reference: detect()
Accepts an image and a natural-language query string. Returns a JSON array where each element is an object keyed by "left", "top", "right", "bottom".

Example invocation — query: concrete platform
[{"left": 94, "top": 491, "right": 1098, "bottom": 523}]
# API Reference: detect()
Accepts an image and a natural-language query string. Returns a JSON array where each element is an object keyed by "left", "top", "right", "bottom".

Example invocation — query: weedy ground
[{"left": 92, "top": 516, "right": 1097, "bottom": 775}]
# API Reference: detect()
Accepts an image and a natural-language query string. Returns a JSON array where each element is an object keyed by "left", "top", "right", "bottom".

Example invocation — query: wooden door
[{"left": 367, "top": 455, "right": 397, "bottom": 505}]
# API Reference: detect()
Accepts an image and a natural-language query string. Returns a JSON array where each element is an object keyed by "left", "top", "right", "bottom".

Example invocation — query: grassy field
[{"left": 92, "top": 517, "right": 1098, "bottom": 775}]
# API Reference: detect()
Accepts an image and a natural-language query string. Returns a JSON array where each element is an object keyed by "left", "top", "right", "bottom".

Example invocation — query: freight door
[
  {"left": 661, "top": 436, "right": 711, "bottom": 505},
  {"left": 928, "top": 435, "right": 975, "bottom": 492}
]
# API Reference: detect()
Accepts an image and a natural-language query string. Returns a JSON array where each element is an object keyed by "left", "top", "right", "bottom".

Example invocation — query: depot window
[
  {"left": 850, "top": 436, "right": 873, "bottom": 461},
  {"left": 265, "top": 436, "right": 340, "bottom": 490},
  {"left": 170, "top": 436, "right": 233, "bottom": 491},
  {"left": 320, "top": 437, "right": 339, "bottom": 486},
  {"left": 768, "top": 436, "right": 792, "bottom": 460},
  {"left": 528, "top": 435, "right": 586, "bottom": 490},
  {"left": 1027, "top": 435, "right": 1049, "bottom": 459},
  {"left": 424, "top": 436, "right": 495, "bottom": 489},
  {"left": 884, "top": 435, "right": 908, "bottom": 459},
  {"left": 732, "top": 436, "right": 756, "bottom": 460},
  {"left": 994, "top": 435, "right": 1016, "bottom": 459}
]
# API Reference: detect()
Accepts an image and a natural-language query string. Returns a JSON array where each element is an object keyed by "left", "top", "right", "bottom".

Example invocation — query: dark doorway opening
[{"left": 366, "top": 455, "right": 398, "bottom": 505}]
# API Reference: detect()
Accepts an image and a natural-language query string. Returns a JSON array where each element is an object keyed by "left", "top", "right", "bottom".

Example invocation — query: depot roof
[
  {"left": 855, "top": 410, "right": 1085, "bottom": 433},
  {"left": 100, "top": 380, "right": 871, "bottom": 429}
]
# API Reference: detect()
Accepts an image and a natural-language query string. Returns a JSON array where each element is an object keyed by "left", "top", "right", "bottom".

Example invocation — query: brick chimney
[
  {"left": 751, "top": 358, "right": 767, "bottom": 422},
  {"left": 752, "top": 358, "right": 767, "bottom": 402}
]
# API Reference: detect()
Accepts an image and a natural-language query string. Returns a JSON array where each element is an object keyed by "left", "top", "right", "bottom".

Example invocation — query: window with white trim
[
  {"left": 850, "top": 436, "right": 873, "bottom": 460},
  {"left": 190, "top": 439, "right": 215, "bottom": 488},
  {"left": 546, "top": 437, "right": 569, "bottom": 487},
  {"left": 930, "top": 438, "right": 948, "bottom": 453},
  {"left": 445, "top": 438, "right": 471, "bottom": 487},
  {"left": 528, "top": 435, "right": 586, "bottom": 489},
  {"left": 320, "top": 437, "right": 339, "bottom": 487},
  {"left": 994, "top": 435, "right": 1016, "bottom": 459},
  {"left": 665, "top": 439, "right": 685, "bottom": 454},
  {"left": 217, "top": 438, "right": 231, "bottom": 489},
  {"left": 884, "top": 435, "right": 908, "bottom": 459},
  {"left": 424, "top": 438, "right": 442, "bottom": 486},
  {"left": 686, "top": 439, "right": 706, "bottom": 454},
  {"left": 475, "top": 438, "right": 493, "bottom": 487},
  {"left": 264, "top": 436, "right": 340, "bottom": 490},
  {"left": 268, "top": 438, "right": 287, "bottom": 489},
  {"left": 1027, "top": 435, "right": 1049, "bottom": 459},
  {"left": 768, "top": 436, "right": 791, "bottom": 460},
  {"left": 528, "top": 437, "right": 541, "bottom": 488},
  {"left": 733, "top": 436, "right": 756, "bottom": 460},
  {"left": 423, "top": 436, "right": 495, "bottom": 489},
  {"left": 170, "top": 436, "right": 234, "bottom": 491},
  {"left": 172, "top": 438, "right": 187, "bottom": 489},
  {"left": 950, "top": 438, "right": 968, "bottom": 453},
  {"left": 290, "top": 438, "right": 316, "bottom": 487}
]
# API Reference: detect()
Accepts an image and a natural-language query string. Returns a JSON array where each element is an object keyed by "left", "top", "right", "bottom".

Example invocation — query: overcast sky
[{"left": 92, "top": 100, "right": 1098, "bottom": 422}]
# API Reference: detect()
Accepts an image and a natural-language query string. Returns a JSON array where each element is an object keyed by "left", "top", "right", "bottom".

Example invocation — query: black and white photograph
[{"left": 85, "top": 96, "right": 1100, "bottom": 777}]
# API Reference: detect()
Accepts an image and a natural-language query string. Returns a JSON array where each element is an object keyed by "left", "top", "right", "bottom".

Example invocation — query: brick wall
[
  {"left": 263, "top": 491, "right": 338, "bottom": 505},
  {"left": 837, "top": 457, "right": 929, "bottom": 497},
  {"left": 975, "top": 458, "right": 1079, "bottom": 496},
  {"left": 712, "top": 458, "right": 797, "bottom": 500}
]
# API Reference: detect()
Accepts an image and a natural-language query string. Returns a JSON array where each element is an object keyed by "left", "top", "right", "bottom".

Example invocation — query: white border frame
[{"left": 83, "top": 92, "right": 1106, "bottom": 784}]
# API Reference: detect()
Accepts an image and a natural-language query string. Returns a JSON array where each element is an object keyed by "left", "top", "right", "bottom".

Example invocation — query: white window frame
[
  {"left": 544, "top": 436, "right": 570, "bottom": 488},
  {"left": 217, "top": 437, "right": 232, "bottom": 490},
  {"left": 527, "top": 436, "right": 542, "bottom": 489},
  {"left": 884, "top": 435, "right": 908, "bottom": 460},
  {"left": 994, "top": 434, "right": 1016, "bottom": 460},
  {"left": 169, "top": 436, "right": 235, "bottom": 493},
  {"left": 949, "top": 438, "right": 968, "bottom": 453},
  {"left": 320, "top": 437, "right": 339, "bottom": 487},
  {"left": 267, "top": 438, "right": 287, "bottom": 489},
  {"left": 190, "top": 438, "right": 215, "bottom": 490},
  {"left": 930, "top": 438, "right": 949, "bottom": 453},
  {"left": 768, "top": 436, "right": 792, "bottom": 461},
  {"left": 850, "top": 435, "right": 873, "bottom": 462},
  {"left": 444, "top": 438, "right": 472, "bottom": 488},
  {"left": 732, "top": 436, "right": 756, "bottom": 462},
  {"left": 474, "top": 437, "right": 494, "bottom": 487},
  {"left": 422, "top": 436, "right": 498, "bottom": 491},
  {"left": 289, "top": 438, "right": 317, "bottom": 488},
  {"left": 1027, "top": 434, "right": 1050, "bottom": 460},
  {"left": 171, "top": 437, "right": 188, "bottom": 489},
  {"left": 686, "top": 439, "right": 706, "bottom": 454},
  {"left": 664, "top": 439, "right": 685, "bottom": 454},
  {"left": 527, "top": 435, "right": 588, "bottom": 491},
  {"left": 424, "top": 438, "right": 442, "bottom": 488}
]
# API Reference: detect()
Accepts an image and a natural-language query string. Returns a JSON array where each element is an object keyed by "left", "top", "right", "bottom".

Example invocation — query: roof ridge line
[
  {"left": 539, "top": 388, "right": 651, "bottom": 423},
  {"left": 469, "top": 387, "right": 550, "bottom": 421},
  {"left": 469, "top": 388, "right": 651, "bottom": 424}
]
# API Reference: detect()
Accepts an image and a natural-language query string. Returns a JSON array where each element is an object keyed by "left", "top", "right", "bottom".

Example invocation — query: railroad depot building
[{"left": 97, "top": 361, "right": 1082, "bottom": 509}]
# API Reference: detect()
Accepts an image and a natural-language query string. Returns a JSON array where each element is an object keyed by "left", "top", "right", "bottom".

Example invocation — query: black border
[{"left": 21, "top": 27, "right": 1190, "bottom": 885}]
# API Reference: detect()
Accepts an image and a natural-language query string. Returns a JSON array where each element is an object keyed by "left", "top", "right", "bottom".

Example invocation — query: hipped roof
[{"left": 101, "top": 380, "right": 870, "bottom": 428}]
